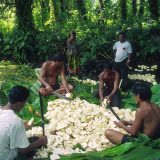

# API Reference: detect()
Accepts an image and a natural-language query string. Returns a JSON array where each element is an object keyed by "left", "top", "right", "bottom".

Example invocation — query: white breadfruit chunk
[{"left": 66, "top": 93, "right": 73, "bottom": 98}]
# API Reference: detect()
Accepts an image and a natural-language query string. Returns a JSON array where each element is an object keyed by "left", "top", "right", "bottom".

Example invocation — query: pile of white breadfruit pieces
[{"left": 26, "top": 98, "right": 135, "bottom": 160}]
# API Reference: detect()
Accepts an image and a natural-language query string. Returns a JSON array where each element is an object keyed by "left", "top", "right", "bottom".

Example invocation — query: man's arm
[
  {"left": 18, "top": 136, "right": 47, "bottom": 154},
  {"left": 39, "top": 63, "right": 52, "bottom": 92},
  {"left": 61, "top": 66, "right": 70, "bottom": 93},
  {"left": 99, "top": 73, "right": 104, "bottom": 102},
  {"left": 113, "top": 43, "right": 117, "bottom": 58},
  {"left": 10, "top": 120, "right": 47, "bottom": 155},
  {"left": 115, "top": 108, "right": 144, "bottom": 135},
  {"left": 39, "top": 63, "right": 49, "bottom": 87},
  {"left": 106, "top": 72, "right": 120, "bottom": 100},
  {"left": 122, "top": 120, "right": 133, "bottom": 126},
  {"left": 126, "top": 43, "right": 132, "bottom": 65}
]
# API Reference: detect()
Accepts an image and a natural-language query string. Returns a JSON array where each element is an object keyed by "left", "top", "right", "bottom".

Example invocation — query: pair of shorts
[
  {"left": 121, "top": 134, "right": 137, "bottom": 144},
  {"left": 41, "top": 83, "right": 60, "bottom": 91}
]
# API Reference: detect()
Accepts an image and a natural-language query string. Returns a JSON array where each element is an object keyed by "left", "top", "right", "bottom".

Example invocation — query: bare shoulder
[
  {"left": 98, "top": 71, "right": 104, "bottom": 80},
  {"left": 114, "top": 71, "right": 120, "bottom": 78},
  {"left": 136, "top": 107, "right": 143, "bottom": 114},
  {"left": 153, "top": 104, "right": 160, "bottom": 114},
  {"left": 42, "top": 61, "right": 51, "bottom": 69},
  {"left": 136, "top": 103, "right": 152, "bottom": 117},
  {"left": 60, "top": 65, "right": 65, "bottom": 71},
  {"left": 135, "top": 107, "right": 146, "bottom": 118}
]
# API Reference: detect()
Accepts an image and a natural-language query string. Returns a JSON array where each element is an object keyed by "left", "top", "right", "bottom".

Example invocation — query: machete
[
  {"left": 108, "top": 104, "right": 121, "bottom": 120},
  {"left": 39, "top": 92, "right": 45, "bottom": 135},
  {"left": 52, "top": 91, "right": 72, "bottom": 101},
  {"left": 104, "top": 99, "right": 121, "bottom": 120}
]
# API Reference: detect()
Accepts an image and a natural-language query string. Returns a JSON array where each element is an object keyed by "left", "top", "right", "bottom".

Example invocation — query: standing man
[
  {"left": 39, "top": 53, "right": 73, "bottom": 96},
  {"left": 67, "top": 31, "right": 80, "bottom": 75},
  {"left": 0, "top": 86, "right": 47, "bottom": 160},
  {"left": 105, "top": 82, "right": 160, "bottom": 144},
  {"left": 113, "top": 32, "right": 132, "bottom": 91}
]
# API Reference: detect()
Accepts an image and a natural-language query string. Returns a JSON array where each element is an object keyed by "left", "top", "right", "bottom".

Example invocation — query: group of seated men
[{"left": 0, "top": 52, "right": 160, "bottom": 160}]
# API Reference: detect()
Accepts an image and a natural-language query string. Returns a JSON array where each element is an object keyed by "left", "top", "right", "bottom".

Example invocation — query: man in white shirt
[
  {"left": 0, "top": 85, "right": 47, "bottom": 160},
  {"left": 113, "top": 32, "right": 132, "bottom": 91}
]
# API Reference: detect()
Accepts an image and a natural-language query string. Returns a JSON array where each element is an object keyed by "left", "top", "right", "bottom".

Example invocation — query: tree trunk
[
  {"left": 120, "top": 0, "right": 127, "bottom": 20},
  {"left": 52, "top": 0, "right": 60, "bottom": 22},
  {"left": 132, "top": 0, "right": 137, "bottom": 15},
  {"left": 138, "top": 0, "right": 145, "bottom": 17},
  {"left": 15, "top": 0, "right": 34, "bottom": 31},
  {"left": 76, "top": 0, "right": 87, "bottom": 20},
  {"left": 148, "top": 0, "right": 159, "bottom": 19},
  {"left": 99, "top": 0, "right": 104, "bottom": 11},
  {"left": 40, "top": 0, "right": 50, "bottom": 29},
  {"left": 60, "top": 0, "right": 68, "bottom": 13}
]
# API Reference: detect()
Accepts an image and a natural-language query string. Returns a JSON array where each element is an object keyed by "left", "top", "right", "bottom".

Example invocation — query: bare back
[
  {"left": 142, "top": 104, "right": 160, "bottom": 139},
  {"left": 41, "top": 61, "right": 62, "bottom": 85}
]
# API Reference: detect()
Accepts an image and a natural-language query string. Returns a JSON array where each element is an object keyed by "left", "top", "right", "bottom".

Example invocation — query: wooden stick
[{"left": 39, "top": 92, "right": 45, "bottom": 136}]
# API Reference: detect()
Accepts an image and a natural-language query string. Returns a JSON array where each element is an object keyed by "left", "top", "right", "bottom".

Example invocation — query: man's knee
[
  {"left": 105, "top": 129, "right": 114, "bottom": 139},
  {"left": 39, "top": 88, "right": 49, "bottom": 96},
  {"left": 69, "top": 85, "right": 74, "bottom": 91}
]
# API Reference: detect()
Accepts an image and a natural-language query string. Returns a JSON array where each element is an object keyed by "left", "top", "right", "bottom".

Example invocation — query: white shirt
[
  {"left": 0, "top": 108, "right": 29, "bottom": 160},
  {"left": 113, "top": 41, "right": 132, "bottom": 62}
]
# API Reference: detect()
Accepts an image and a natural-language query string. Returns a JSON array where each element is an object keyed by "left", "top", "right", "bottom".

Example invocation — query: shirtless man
[
  {"left": 99, "top": 62, "right": 121, "bottom": 107},
  {"left": 105, "top": 82, "right": 160, "bottom": 144},
  {"left": 39, "top": 53, "right": 73, "bottom": 96}
]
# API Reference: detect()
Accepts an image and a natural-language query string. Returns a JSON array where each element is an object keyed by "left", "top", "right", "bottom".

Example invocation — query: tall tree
[
  {"left": 40, "top": 0, "right": 50, "bottom": 29},
  {"left": 120, "top": 0, "right": 127, "bottom": 20},
  {"left": 52, "top": 0, "right": 60, "bottom": 22},
  {"left": 76, "top": 0, "right": 87, "bottom": 20},
  {"left": 148, "top": 0, "right": 159, "bottom": 19},
  {"left": 132, "top": 0, "right": 137, "bottom": 15},
  {"left": 99, "top": 0, "right": 104, "bottom": 11},
  {"left": 60, "top": 0, "right": 68, "bottom": 13},
  {"left": 15, "top": 0, "right": 34, "bottom": 31},
  {"left": 138, "top": 0, "right": 145, "bottom": 17}
]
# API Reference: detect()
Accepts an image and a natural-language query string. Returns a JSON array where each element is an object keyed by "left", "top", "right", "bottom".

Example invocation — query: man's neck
[
  {"left": 120, "top": 40, "right": 126, "bottom": 43},
  {"left": 3, "top": 103, "right": 14, "bottom": 111},
  {"left": 139, "top": 101, "right": 150, "bottom": 107}
]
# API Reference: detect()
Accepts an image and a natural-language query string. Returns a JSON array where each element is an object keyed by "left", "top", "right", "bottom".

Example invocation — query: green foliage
[
  {"left": 61, "top": 134, "right": 160, "bottom": 160},
  {"left": 151, "top": 84, "right": 160, "bottom": 105},
  {"left": 3, "top": 30, "right": 36, "bottom": 63},
  {"left": 0, "top": 0, "right": 159, "bottom": 66}
]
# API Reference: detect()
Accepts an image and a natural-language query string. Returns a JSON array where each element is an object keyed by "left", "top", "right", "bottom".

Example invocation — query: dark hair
[
  {"left": 119, "top": 32, "right": 126, "bottom": 38},
  {"left": 52, "top": 53, "right": 65, "bottom": 62},
  {"left": 104, "top": 62, "right": 113, "bottom": 70},
  {"left": 132, "top": 82, "right": 152, "bottom": 101},
  {"left": 8, "top": 85, "right": 30, "bottom": 104}
]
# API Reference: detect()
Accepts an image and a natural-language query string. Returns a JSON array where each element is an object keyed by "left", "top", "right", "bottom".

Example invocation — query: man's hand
[
  {"left": 121, "top": 120, "right": 129, "bottom": 125},
  {"left": 24, "top": 121, "right": 31, "bottom": 130},
  {"left": 38, "top": 136, "right": 48, "bottom": 147},
  {"left": 122, "top": 120, "right": 133, "bottom": 126},
  {"left": 114, "top": 121, "right": 124, "bottom": 128},
  {"left": 100, "top": 97, "right": 104, "bottom": 103},
  {"left": 126, "top": 59, "right": 130, "bottom": 67},
  {"left": 45, "top": 85, "right": 53, "bottom": 93},
  {"left": 66, "top": 88, "right": 70, "bottom": 93},
  {"left": 105, "top": 96, "right": 111, "bottom": 103}
]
